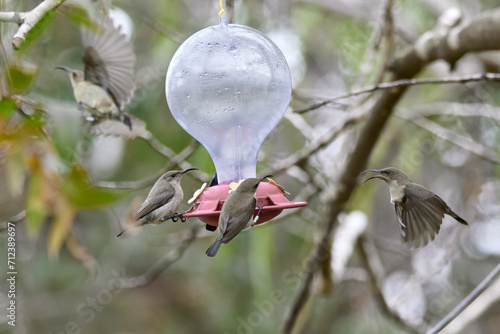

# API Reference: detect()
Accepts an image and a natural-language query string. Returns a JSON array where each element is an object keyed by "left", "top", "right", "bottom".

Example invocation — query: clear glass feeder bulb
[{"left": 166, "top": 23, "right": 292, "bottom": 183}]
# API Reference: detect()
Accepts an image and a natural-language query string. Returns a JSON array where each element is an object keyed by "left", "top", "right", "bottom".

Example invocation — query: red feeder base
[{"left": 182, "top": 182, "right": 307, "bottom": 226}]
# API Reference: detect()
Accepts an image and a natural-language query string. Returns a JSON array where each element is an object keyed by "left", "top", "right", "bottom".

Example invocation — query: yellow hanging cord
[{"left": 219, "top": 0, "right": 225, "bottom": 17}]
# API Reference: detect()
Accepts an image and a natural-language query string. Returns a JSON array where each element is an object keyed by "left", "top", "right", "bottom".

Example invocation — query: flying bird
[
  {"left": 361, "top": 167, "right": 468, "bottom": 247},
  {"left": 56, "top": 20, "right": 136, "bottom": 133}
]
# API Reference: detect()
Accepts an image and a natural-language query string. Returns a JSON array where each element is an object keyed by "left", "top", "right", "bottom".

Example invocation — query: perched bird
[
  {"left": 56, "top": 20, "right": 135, "bottom": 131},
  {"left": 117, "top": 168, "right": 198, "bottom": 237},
  {"left": 361, "top": 167, "right": 468, "bottom": 247},
  {"left": 206, "top": 176, "right": 270, "bottom": 257}
]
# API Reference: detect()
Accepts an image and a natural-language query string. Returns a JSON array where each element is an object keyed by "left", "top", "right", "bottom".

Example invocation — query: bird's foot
[
  {"left": 252, "top": 205, "right": 264, "bottom": 226},
  {"left": 167, "top": 212, "right": 187, "bottom": 223}
]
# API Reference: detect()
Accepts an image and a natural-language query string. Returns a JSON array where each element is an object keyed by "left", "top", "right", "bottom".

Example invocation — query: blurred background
[{"left": 1, "top": 0, "right": 500, "bottom": 333}]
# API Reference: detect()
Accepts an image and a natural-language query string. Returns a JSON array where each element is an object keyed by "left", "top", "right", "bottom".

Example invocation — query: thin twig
[
  {"left": 357, "top": 237, "right": 421, "bottom": 333},
  {"left": 439, "top": 273, "right": 500, "bottom": 334},
  {"left": 117, "top": 224, "right": 201, "bottom": 289},
  {"left": 142, "top": 15, "right": 184, "bottom": 44},
  {"left": 427, "top": 262, "right": 500, "bottom": 334},
  {"left": 139, "top": 131, "right": 178, "bottom": 159},
  {"left": 353, "top": 3, "right": 385, "bottom": 89},
  {"left": 404, "top": 103, "right": 500, "bottom": 122},
  {"left": 95, "top": 170, "right": 166, "bottom": 190},
  {"left": 0, "top": 210, "right": 26, "bottom": 232},
  {"left": 400, "top": 115, "right": 500, "bottom": 164},
  {"left": 372, "top": 0, "right": 395, "bottom": 85},
  {"left": 139, "top": 134, "right": 203, "bottom": 172},
  {"left": 263, "top": 112, "right": 366, "bottom": 177},
  {"left": 96, "top": 139, "right": 208, "bottom": 189},
  {"left": 294, "top": 73, "right": 500, "bottom": 113}
]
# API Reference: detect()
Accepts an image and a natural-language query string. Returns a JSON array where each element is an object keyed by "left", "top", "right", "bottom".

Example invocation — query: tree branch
[
  {"left": 294, "top": 72, "right": 500, "bottom": 114},
  {"left": 400, "top": 114, "right": 500, "bottom": 164},
  {"left": 439, "top": 271, "right": 500, "bottom": 334},
  {"left": 117, "top": 224, "right": 201, "bottom": 289},
  {"left": 96, "top": 138, "right": 209, "bottom": 189},
  {"left": 357, "top": 237, "right": 420, "bottom": 333},
  {"left": 427, "top": 262, "right": 500, "bottom": 334},
  {"left": 283, "top": 8, "right": 500, "bottom": 333},
  {"left": 0, "top": 0, "right": 67, "bottom": 50},
  {"left": 0, "top": 11, "right": 25, "bottom": 23},
  {"left": 406, "top": 102, "right": 500, "bottom": 123},
  {"left": 0, "top": 210, "right": 26, "bottom": 232},
  {"left": 263, "top": 111, "right": 366, "bottom": 177}
]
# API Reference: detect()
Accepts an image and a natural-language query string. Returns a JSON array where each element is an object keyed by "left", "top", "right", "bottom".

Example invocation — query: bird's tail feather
[
  {"left": 121, "top": 112, "right": 132, "bottom": 130},
  {"left": 206, "top": 238, "right": 223, "bottom": 257},
  {"left": 449, "top": 211, "right": 468, "bottom": 225}
]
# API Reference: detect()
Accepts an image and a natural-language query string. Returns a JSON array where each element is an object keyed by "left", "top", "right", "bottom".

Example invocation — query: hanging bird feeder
[{"left": 165, "top": 14, "right": 307, "bottom": 227}]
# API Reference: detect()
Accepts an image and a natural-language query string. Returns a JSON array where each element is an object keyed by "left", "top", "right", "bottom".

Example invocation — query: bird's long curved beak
[
  {"left": 360, "top": 169, "right": 384, "bottom": 184},
  {"left": 260, "top": 175, "right": 273, "bottom": 182},
  {"left": 363, "top": 175, "right": 384, "bottom": 184},
  {"left": 180, "top": 167, "right": 198, "bottom": 175},
  {"left": 54, "top": 66, "right": 71, "bottom": 73},
  {"left": 360, "top": 169, "right": 380, "bottom": 175}
]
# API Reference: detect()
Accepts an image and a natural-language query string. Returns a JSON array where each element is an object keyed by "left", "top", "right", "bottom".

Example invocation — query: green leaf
[
  {"left": 8, "top": 65, "right": 35, "bottom": 92},
  {"left": 0, "top": 98, "right": 16, "bottom": 117},
  {"left": 62, "top": 166, "right": 124, "bottom": 209},
  {"left": 61, "top": 4, "right": 97, "bottom": 29}
]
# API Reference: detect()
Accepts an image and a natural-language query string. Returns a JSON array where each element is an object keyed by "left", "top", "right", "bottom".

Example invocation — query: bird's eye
[
  {"left": 381, "top": 170, "right": 390, "bottom": 175},
  {"left": 72, "top": 73, "right": 77, "bottom": 78}
]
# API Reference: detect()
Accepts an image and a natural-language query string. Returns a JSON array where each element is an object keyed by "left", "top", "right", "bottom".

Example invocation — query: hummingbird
[
  {"left": 56, "top": 20, "right": 135, "bottom": 131},
  {"left": 361, "top": 167, "right": 468, "bottom": 247},
  {"left": 205, "top": 175, "right": 270, "bottom": 257},
  {"left": 117, "top": 168, "right": 198, "bottom": 237}
]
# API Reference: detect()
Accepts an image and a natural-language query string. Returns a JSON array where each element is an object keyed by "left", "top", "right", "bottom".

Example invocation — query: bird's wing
[
  {"left": 81, "top": 21, "right": 135, "bottom": 109},
  {"left": 135, "top": 183, "right": 175, "bottom": 220},
  {"left": 89, "top": 114, "right": 147, "bottom": 138},
  {"left": 394, "top": 184, "right": 447, "bottom": 247},
  {"left": 219, "top": 197, "right": 256, "bottom": 243}
]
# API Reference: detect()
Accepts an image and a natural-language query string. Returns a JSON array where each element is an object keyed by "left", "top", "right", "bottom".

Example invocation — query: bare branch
[
  {"left": 1, "top": 0, "right": 67, "bottom": 50},
  {"left": 142, "top": 14, "right": 184, "bottom": 44},
  {"left": 0, "top": 11, "right": 25, "bottom": 23},
  {"left": 117, "top": 224, "right": 201, "bottom": 289},
  {"left": 357, "top": 237, "right": 421, "bottom": 333},
  {"left": 263, "top": 111, "right": 366, "bottom": 177},
  {"left": 139, "top": 131, "right": 179, "bottom": 159},
  {"left": 294, "top": 72, "right": 500, "bottom": 113},
  {"left": 283, "top": 8, "right": 500, "bottom": 333},
  {"left": 95, "top": 170, "right": 166, "bottom": 190},
  {"left": 65, "top": 232, "right": 99, "bottom": 275},
  {"left": 0, "top": 210, "right": 26, "bottom": 232},
  {"left": 96, "top": 138, "right": 209, "bottom": 189},
  {"left": 400, "top": 115, "right": 500, "bottom": 164},
  {"left": 372, "top": 0, "right": 396, "bottom": 86},
  {"left": 427, "top": 262, "right": 500, "bottom": 334},
  {"left": 406, "top": 102, "right": 500, "bottom": 122},
  {"left": 440, "top": 272, "right": 500, "bottom": 334}
]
